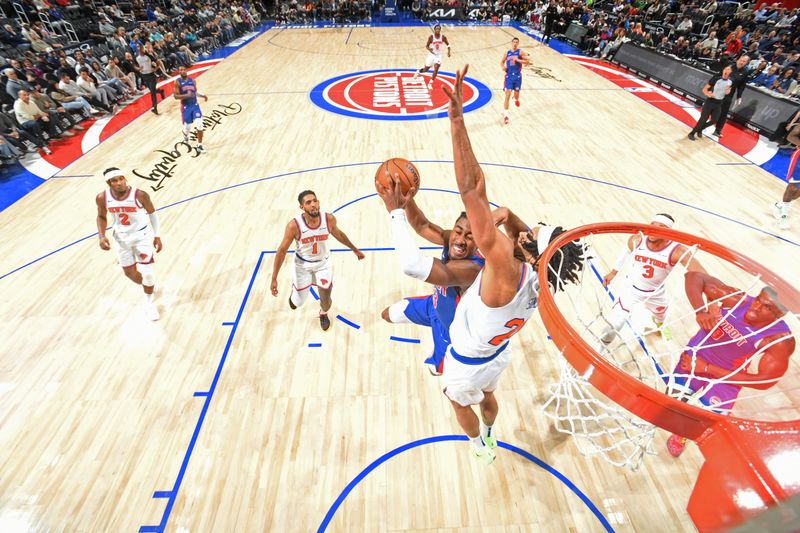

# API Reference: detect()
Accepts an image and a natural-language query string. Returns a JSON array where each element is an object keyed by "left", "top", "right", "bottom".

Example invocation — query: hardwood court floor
[{"left": 0, "top": 26, "right": 797, "bottom": 532}]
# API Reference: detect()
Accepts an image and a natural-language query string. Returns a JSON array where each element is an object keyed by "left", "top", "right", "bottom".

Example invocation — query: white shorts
[
  {"left": 425, "top": 52, "right": 442, "bottom": 68},
  {"left": 292, "top": 255, "right": 333, "bottom": 291},
  {"left": 609, "top": 284, "right": 670, "bottom": 331},
  {"left": 114, "top": 229, "right": 154, "bottom": 267},
  {"left": 442, "top": 344, "right": 513, "bottom": 406}
]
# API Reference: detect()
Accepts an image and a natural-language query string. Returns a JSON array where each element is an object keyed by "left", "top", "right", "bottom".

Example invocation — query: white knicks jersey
[
  {"left": 628, "top": 239, "right": 680, "bottom": 292},
  {"left": 294, "top": 212, "right": 330, "bottom": 262},
  {"left": 430, "top": 34, "right": 445, "bottom": 56},
  {"left": 105, "top": 187, "right": 149, "bottom": 238},
  {"left": 450, "top": 263, "right": 540, "bottom": 358}
]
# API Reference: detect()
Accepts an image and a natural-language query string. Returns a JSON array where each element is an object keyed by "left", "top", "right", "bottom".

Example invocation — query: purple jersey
[
  {"left": 687, "top": 296, "right": 791, "bottom": 371},
  {"left": 679, "top": 296, "right": 791, "bottom": 410}
]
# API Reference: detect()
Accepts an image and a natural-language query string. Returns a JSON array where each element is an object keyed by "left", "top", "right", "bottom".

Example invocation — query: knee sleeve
[
  {"left": 182, "top": 123, "right": 191, "bottom": 136},
  {"left": 138, "top": 262, "right": 156, "bottom": 287}
]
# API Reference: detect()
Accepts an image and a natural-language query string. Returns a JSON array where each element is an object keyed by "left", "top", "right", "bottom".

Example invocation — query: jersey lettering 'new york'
[
  {"left": 106, "top": 187, "right": 148, "bottom": 237},
  {"left": 629, "top": 239, "right": 679, "bottom": 291},
  {"left": 294, "top": 212, "right": 330, "bottom": 261},
  {"left": 505, "top": 49, "right": 522, "bottom": 76}
]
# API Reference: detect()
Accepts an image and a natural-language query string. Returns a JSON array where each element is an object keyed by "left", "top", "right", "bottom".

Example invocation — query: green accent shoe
[{"left": 471, "top": 445, "right": 496, "bottom": 465}]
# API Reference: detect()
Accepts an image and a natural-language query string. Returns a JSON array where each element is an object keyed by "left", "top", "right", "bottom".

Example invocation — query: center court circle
[{"left": 310, "top": 69, "right": 492, "bottom": 121}]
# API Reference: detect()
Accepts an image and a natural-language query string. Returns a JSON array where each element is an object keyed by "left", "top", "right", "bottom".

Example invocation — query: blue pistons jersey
[
  {"left": 401, "top": 245, "right": 484, "bottom": 373},
  {"left": 178, "top": 77, "right": 202, "bottom": 124},
  {"left": 504, "top": 49, "right": 523, "bottom": 91}
]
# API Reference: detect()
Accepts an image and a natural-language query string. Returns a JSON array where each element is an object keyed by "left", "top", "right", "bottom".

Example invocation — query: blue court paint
[
  {"left": 317, "top": 435, "right": 614, "bottom": 533},
  {"left": 310, "top": 286, "right": 320, "bottom": 301},
  {"left": 221, "top": 321, "right": 234, "bottom": 326},
  {"left": 308, "top": 343, "right": 322, "bottom": 348},
  {"left": 193, "top": 391, "right": 209, "bottom": 397},
  {"left": 138, "top": 252, "right": 265, "bottom": 533},
  {"left": 389, "top": 336, "right": 421, "bottom": 344},
  {"left": 6, "top": 159, "right": 797, "bottom": 282},
  {"left": 336, "top": 314, "right": 361, "bottom": 329},
  {"left": 309, "top": 69, "right": 492, "bottom": 121},
  {"left": 152, "top": 491, "right": 172, "bottom": 499}
]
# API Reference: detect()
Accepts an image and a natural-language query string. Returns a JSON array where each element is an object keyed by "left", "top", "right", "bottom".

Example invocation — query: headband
[
  {"left": 104, "top": 169, "right": 124, "bottom": 180},
  {"left": 536, "top": 225, "right": 557, "bottom": 256},
  {"left": 651, "top": 214, "right": 674, "bottom": 228}
]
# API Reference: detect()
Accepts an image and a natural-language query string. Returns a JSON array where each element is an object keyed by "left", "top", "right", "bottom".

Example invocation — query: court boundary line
[{"left": 3, "top": 160, "right": 795, "bottom": 283}]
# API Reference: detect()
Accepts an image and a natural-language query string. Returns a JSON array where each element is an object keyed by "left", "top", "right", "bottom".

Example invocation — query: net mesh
[{"left": 541, "top": 228, "right": 800, "bottom": 471}]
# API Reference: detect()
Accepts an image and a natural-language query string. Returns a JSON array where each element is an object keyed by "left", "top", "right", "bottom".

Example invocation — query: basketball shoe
[
  {"left": 471, "top": 444, "right": 496, "bottom": 465},
  {"left": 667, "top": 434, "right": 687, "bottom": 457},
  {"left": 289, "top": 296, "right": 296, "bottom": 310},
  {"left": 413, "top": 70, "right": 420, "bottom": 80},
  {"left": 144, "top": 299, "right": 160, "bottom": 321},
  {"left": 481, "top": 425, "right": 497, "bottom": 450},
  {"left": 319, "top": 312, "right": 331, "bottom": 331},
  {"left": 195, "top": 145, "right": 207, "bottom": 155},
  {"left": 654, "top": 319, "right": 672, "bottom": 341},
  {"left": 515, "top": 99, "right": 520, "bottom": 107},
  {"left": 779, "top": 215, "right": 789, "bottom": 230}
]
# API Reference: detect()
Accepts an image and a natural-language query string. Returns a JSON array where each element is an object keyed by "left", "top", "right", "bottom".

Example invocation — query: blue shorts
[
  {"left": 504, "top": 75, "right": 522, "bottom": 92},
  {"left": 402, "top": 296, "right": 450, "bottom": 374},
  {"left": 182, "top": 104, "right": 203, "bottom": 125}
]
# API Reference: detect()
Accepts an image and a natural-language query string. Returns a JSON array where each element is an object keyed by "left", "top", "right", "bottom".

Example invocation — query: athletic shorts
[
  {"left": 292, "top": 255, "right": 332, "bottom": 292},
  {"left": 504, "top": 75, "right": 522, "bottom": 92},
  {"left": 390, "top": 296, "right": 450, "bottom": 373},
  {"left": 181, "top": 103, "right": 203, "bottom": 129},
  {"left": 425, "top": 52, "right": 442, "bottom": 68},
  {"left": 114, "top": 227, "right": 154, "bottom": 267},
  {"left": 442, "top": 343, "right": 512, "bottom": 406}
]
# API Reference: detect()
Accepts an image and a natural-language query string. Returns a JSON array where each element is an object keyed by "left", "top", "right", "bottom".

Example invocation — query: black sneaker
[
  {"left": 288, "top": 296, "right": 296, "bottom": 310},
  {"left": 319, "top": 313, "right": 330, "bottom": 331},
  {"left": 687, "top": 133, "right": 696, "bottom": 141}
]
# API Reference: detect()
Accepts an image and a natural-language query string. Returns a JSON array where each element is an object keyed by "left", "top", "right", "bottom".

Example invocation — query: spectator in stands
[
  {"left": 0, "top": 111, "right": 45, "bottom": 154},
  {"left": 90, "top": 61, "right": 132, "bottom": 100},
  {"left": 753, "top": 64, "right": 780, "bottom": 89},
  {"left": 713, "top": 55, "right": 750, "bottom": 138},
  {"left": 77, "top": 68, "right": 117, "bottom": 110},
  {"left": 58, "top": 70, "right": 112, "bottom": 114},
  {"left": 0, "top": 135, "right": 24, "bottom": 163},
  {"left": 2, "top": 23, "right": 32, "bottom": 51},
  {"left": 14, "top": 89, "right": 63, "bottom": 144},
  {"left": 109, "top": 27, "right": 130, "bottom": 55},
  {"left": 675, "top": 17, "right": 692, "bottom": 36},
  {"left": 771, "top": 68, "right": 796, "bottom": 95},
  {"left": 722, "top": 34, "right": 743, "bottom": 58},
  {"left": 103, "top": 57, "right": 138, "bottom": 95},
  {"left": 29, "top": 84, "right": 84, "bottom": 133},
  {"left": 699, "top": 31, "right": 719, "bottom": 59},
  {"left": 49, "top": 82, "right": 100, "bottom": 116},
  {"left": 119, "top": 52, "right": 141, "bottom": 90},
  {"left": 688, "top": 65, "right": 734, "bottom": 141},
  {"left": 5, "top": 69, "right": 33, "bottom": 101}
]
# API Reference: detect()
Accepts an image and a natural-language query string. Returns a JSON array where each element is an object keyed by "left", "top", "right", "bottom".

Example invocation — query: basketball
[{"left": 375, "top": 158, "right": 421, "bottom": 194}]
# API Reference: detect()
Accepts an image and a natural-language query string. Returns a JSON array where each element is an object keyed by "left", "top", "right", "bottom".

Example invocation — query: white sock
[
  {"left": 480, "top": 421, "right": 493, "bottom": 439},
  {"left": 469, "top": 435, "right": 485, "bottom": 450},
  {"left": 145, "top": 293, "right": 154, "bottom": 304},
  {"left": 778, "top": 202, "right": 789, "bottom": 216}
]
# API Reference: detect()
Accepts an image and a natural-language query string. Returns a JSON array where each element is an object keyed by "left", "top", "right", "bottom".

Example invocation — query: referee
[
  {"left": 136, "top": 45, "right": 165, "bottom": 115},
  {"left": 713, "top": 54, "right": 750, "bottom": 138},
  {"left": 688, "top": 64, "right": 733, "bottom": 141}
]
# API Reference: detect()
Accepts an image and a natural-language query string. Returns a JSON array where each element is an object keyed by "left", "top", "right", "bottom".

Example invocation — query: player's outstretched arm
[
  {"left": 443, "top": 65, "right": 513, "bottom": 267},
  {"left": 95, "top": 192, "right": 111, "bottom": 250},
  {"left": 376, "top": 176, "right": 479, "bottom": 288},
  {"left": 685, "top": 271, "right": 744, "bottom": 330},
  {"left": 603, "top": 235, "right": 637, "bottom": 286},
  {"left": 405, "top": 197, "right": 447, "bottom": 246},
  {"left": 271, "top": 221, "right": 298, "bottom": 296},
  {"left": 328, "top": 214, "right": 365, "bottom": 260},
  {"left": 137, "top": 189, "right": 163, "bottom": 252}
]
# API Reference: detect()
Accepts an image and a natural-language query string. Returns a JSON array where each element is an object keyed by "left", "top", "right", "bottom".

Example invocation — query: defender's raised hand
[{"left": 442, "top": 64, "right": 469, "bottom": 119}]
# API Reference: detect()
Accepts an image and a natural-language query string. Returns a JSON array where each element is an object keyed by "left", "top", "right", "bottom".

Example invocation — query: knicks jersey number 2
[{"left": 488, "top": 318, "right": 525, "bottom": 346}]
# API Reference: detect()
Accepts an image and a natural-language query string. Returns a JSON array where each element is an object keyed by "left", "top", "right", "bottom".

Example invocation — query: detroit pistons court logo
[{"left": 310, "top": 69, "right": 492, "bottom": 121}]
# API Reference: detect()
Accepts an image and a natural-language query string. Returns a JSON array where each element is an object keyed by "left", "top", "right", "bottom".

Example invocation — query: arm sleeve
[
  {"left": 390, "top": 209, "right": 434, "bottom": 281},
  {"left": 148, "top": 212, "right": 160, "bottom": 237}
]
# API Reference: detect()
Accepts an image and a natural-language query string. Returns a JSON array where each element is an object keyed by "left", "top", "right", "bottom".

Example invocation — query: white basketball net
[{"left": 541, "top": 231, "right": 800, "bottom": 471}]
